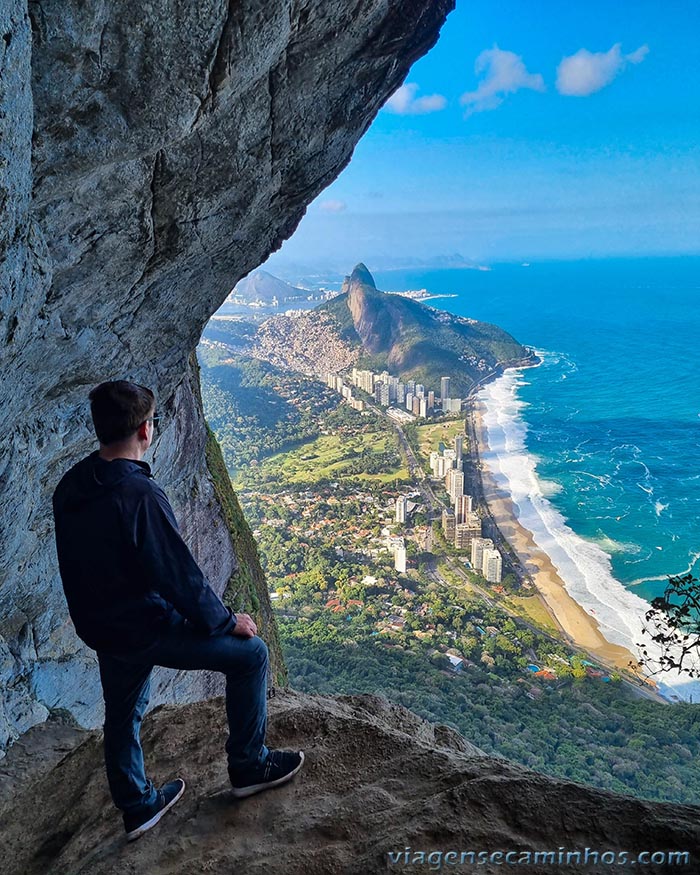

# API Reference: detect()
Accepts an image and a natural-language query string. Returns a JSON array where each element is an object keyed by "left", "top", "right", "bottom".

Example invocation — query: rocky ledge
[{"left": 0, "top": 688, "right": 698, "bottom": 875}]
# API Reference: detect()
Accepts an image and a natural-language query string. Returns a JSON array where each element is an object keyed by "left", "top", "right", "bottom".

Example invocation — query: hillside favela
[{"left": 3, "top": 1, "right": 700, "bottom": 873}]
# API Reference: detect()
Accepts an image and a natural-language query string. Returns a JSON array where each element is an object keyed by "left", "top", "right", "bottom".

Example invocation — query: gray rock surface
[{"left": 0, "top": 0, "right": 454, "bottom": 750}]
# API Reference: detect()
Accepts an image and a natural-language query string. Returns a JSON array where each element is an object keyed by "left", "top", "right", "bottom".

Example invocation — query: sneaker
[
  {"left": 124, "top": 778, "right": 186, "bottom": 842},
  {"left": 229, "top": 749, "right": 304, "bottom": 799}
]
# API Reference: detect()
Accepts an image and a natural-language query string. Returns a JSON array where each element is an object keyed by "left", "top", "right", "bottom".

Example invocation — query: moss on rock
[{"left": 192, "top": 351, "right": 288, "bottom": 687}]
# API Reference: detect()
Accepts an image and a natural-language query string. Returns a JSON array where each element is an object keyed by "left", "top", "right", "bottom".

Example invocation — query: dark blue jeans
[{"left": 96, "top": 612, "right": 270, "bottom": 817}]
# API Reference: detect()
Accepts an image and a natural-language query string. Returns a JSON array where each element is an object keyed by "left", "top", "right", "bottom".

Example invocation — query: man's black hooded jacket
[{"left": 52, "top": 451, "right": 237, "bottom": 653}]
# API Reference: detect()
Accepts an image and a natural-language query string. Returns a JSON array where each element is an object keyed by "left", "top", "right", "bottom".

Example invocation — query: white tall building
[
  {"left": 419, "top": 397, "right": 428, "bottom": 418},
  {"left": 395, "top": 496, "right": 407, "bottom": 524},
  {"left": 448, "top": 469, "right": 465, "bottom": 502},
  {"left": 395, "top": 546, "right": 407, "bottom": 574},
  {"left": 352, "top": 368, "right": 375, "bottom": 394},
  {"left": 470, "top": 537, "right": 494, "bottom": 571},
  {"left": 482, "top": 548, "right": 503, "bottom": 583}
]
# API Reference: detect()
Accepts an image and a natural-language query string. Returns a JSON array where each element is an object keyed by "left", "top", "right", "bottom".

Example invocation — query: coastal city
[
  {"left": 326, "top": 367, "right": 482, "bottom": 417},
  {"left": 200, "top": 330, "right": 664, "bottom": 704},
  {"left": 197, "top": 319, "right": 700, "bottom": 805},
  {"left": 325, "top": 367, "right": 504, "bottom": 581},
  {"left": 208, "top": 343, "right": 621, "bottom": 687}
]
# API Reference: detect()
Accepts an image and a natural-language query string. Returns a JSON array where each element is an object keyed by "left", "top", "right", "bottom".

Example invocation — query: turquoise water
[{"left": 373, "top": 258, "right": 700, "bottom": 698}]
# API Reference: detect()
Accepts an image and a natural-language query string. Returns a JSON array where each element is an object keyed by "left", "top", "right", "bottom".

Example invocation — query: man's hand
[{"left": 231, "top": 613, "right": 257, "bottom": 638}]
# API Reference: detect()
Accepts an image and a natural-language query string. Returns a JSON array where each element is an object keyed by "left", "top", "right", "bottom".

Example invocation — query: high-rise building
[
  {"left": 419, "top": 397, "right": 428, "bottom": 418},
  {"left": 395, "top": 546, "right": 407, "bottom": 574},
  {"left": 482, "top": 548, "right": 503, "bottom": 583},
  {"left": 440, "top": 376, "right": 450, "bottom": 402},
  {"left": 454, "top": 512, "right": 482, "bottom": 549},
  {"left": 407, "top": 380, "right": 416, "bottom": 395},
  {"left": 353, "top": 368, "right": 375, "bottom": 394},
  {"left": 448, "top": 469, "right": 465, "bottom": 501},
  {"left": 415, "top": 384, "right": 425, "bottom": 398},
  {"left": 442, "top": 508, "right": 456, "bottom": 542},
  {"left": 470, "top": 537, "right": 494, "bottom": 571},
  {"left": 412, "top": 396, "right": 421, "bottom": 415},
  {"left": 427, "top": 390, "right": 435, "bottom": 410},
  {"left": 397, "top": 382, "right": 406, "bottom": 405},
  {"left": 375, "top": 382, "right": 390, "bottom": 406},
  {"left": 405, "top": 392, "right": 414, "bottom": 412},
  {"left": 436, "top": 456, "right": 449, "bottom": 478},
  {"left": 454, "top": 493, "right": 473, "bottom": 524},
  {"left": 388, "top": 375, "right": 399, "bottom": 402},
  {"left": 455, "top": 435, "right": 464, "bottom": 464},
  {"left": 395, "top": 496, "right": 407, "bottom": 524}
]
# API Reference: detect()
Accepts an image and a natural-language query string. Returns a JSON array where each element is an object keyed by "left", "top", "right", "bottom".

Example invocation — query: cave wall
[{"left": 0, "top": 0, "right": 454, "bottom": 749}]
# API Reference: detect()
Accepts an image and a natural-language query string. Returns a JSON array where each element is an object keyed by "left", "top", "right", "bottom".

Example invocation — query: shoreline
[{"left": 466, "top": 379, "right": 661, "bottom": 693}]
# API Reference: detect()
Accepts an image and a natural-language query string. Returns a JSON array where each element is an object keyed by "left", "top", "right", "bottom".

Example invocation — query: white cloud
[
  {"left": 459, "top": 45, "right": 545, "bottom": 114},
  {"left": 318, "top": 199, "right": 347, "bottom": 213},
  {"left": 384, "top": 83, "right": 447, "bottom": 115},
  {"left": 556, "top": 43, "right": 649, "bottom": 96}
]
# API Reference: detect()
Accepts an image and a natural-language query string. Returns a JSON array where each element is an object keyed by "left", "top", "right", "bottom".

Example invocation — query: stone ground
[{"left": 1, "top": 688, "right": 698, "bottom": 875}]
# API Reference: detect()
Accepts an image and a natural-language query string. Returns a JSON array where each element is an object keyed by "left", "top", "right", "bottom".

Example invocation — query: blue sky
[{"left": 263, "top": 0, "right": 700, "bottom": 271}]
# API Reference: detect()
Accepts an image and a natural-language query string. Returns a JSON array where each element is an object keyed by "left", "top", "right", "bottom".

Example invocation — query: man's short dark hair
[{"left": 89, "top": 381, "right": 156, "bottom": 446}]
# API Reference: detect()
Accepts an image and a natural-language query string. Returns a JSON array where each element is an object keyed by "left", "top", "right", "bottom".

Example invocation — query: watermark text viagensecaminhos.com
[{"left": 386, "top": 846, "right": 692, "bottom": 870}]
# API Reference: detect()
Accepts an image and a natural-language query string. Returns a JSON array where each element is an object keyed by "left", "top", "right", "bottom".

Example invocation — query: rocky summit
[{"left": 1, "top": 688, "right": 698, "bottom": 875}]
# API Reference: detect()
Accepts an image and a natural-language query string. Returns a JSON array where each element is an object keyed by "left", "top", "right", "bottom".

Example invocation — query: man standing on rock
[{"left": 51, "top": 380, "right": 304, "bottom": 842}]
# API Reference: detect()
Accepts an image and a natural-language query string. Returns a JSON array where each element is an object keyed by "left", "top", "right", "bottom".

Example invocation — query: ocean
[{"left": 373, "top": 257, "right": 700, "bottom": 702}]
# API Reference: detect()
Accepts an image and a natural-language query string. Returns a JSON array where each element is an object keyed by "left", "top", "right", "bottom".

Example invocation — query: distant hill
[
  {"left": 227, "top": 269, "right": 309, "bottom": 304},
  {"left": 319, "top": 263, "right": 534, "bottom": 396}
]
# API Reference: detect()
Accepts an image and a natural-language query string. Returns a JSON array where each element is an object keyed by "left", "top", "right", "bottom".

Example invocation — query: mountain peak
[{"left": 347, "top": 263, "right": 377, "bottom": 290}]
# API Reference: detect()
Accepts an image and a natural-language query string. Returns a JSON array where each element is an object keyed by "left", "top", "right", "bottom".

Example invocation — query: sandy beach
[{"left": 470, "top": 398, "right": 652, "bottom": 683}]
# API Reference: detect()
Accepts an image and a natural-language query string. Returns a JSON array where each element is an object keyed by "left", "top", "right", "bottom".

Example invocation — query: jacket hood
[{"left": 53, "top": 451, "right": 153, "bottom": 513}]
